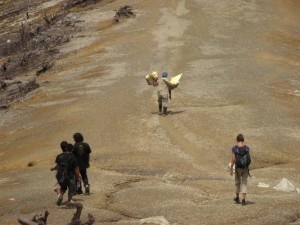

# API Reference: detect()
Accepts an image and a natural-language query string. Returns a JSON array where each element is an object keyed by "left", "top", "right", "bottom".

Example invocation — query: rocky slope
[{"left": 0, "top": 0, "right": 300, "bottom": 225}]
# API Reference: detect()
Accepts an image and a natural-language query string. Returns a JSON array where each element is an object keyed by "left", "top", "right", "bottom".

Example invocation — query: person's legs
[
  {"left": 57, "top": 183, "right": 67, "bottom": 206},
  {"left": 234, "top": 169, "right": 241, "bottom": 203},
  {"left": 76, "top": 178, "right": 83, "bottom": 195},
  {"left": 240, "top": 169, "right": 249, "bottom": 205},
  {"left": 57, "top": 192, "right": 64, "bottom": 206},
  {"left": 54, "top": 182, "right": 61, "bottom": 194},
  {"left": 157, "top": 95, "right": 163, "bottom": 115},
  {"left": 76, "top": 169, "right": 87, "bottom": 195},
  {"left": 66, "top": 179, "right": 77, "bottom": 207},
  {"left": 162, "top": 97, "right": 168, "bottom": 116},
  {"left": 80, "top": 168, "right": 90, "bottom": 194},
  {"left": 80, "top": 169, "right": 88, "bottom": 186}
]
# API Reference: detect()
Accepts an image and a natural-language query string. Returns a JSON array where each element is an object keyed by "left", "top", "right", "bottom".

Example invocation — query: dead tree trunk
[
  {"left": 18, "top": 210, "right": 49, "bottom": 225},
  {"left": 68, "top": 202, "right": 95, "bottom": 225},
  {"left": 17, "top": 203, "right": 95, "bottom": 225}
]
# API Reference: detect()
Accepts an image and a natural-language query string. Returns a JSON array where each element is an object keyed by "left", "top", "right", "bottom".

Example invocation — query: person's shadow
[
  {"left": 151, "top": 110, "right": 185, "bottom": 115},
  {"left": 168, "top": 110, "right": 184, "bottom": 115},
  {"left": 234, "top": 201, "right": 255, "bottom": 206}
]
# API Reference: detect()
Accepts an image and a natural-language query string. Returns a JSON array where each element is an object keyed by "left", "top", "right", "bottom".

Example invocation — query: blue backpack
[{"left": 235, "top": 146, "right": 251, "bottom": 169}]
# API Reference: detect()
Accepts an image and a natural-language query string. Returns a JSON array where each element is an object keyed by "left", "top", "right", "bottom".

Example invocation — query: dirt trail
[{"left": 0, "top": 0, "right": 300, "bottom": 225}]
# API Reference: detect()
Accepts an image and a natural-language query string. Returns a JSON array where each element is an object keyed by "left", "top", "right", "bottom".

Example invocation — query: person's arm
[
  {"left": 86, "top": 144, "right": 91, "bottom": 168},
  {"left": 50, "top": 164, "right": 58, "bottom": 171},
  {"left": 230, "top": 153, "right": 236, "bottom": 176},
  {"left": 153, "top": 78, "right": 158, "bottom": 86},
  {"left": 52, "top": 155, "right": 60, "bottom": 171},
  {"left": 75, "top": 167, "right": 82, "bottom": 181},
  {"left": 86, "top": 154, "right": 90, "bottom": 168}
]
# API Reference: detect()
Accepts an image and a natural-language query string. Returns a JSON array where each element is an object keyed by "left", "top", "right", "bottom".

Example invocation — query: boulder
[{"left": 275, "top": 178, "right": 296, "bottom": 192}]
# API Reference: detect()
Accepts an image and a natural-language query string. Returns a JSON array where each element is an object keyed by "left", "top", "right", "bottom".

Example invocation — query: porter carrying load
[
  {"left": 145, "top": 71, "right": 182, "bottom": 90},
  {"left": 146, "top": 71, "right": 182, "bottom": 116}
]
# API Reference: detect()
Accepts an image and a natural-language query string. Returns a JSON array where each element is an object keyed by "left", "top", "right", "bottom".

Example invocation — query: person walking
[
  {"left": 229, "top": 133, "right": 251, "bottom": 206},
  {"left": 153, "top": 72, "right": 172, "bottom": 116},
  {"left": 50, "top": 141, "right": 68, "bottom": 196},
  {"left": 55, "top": 143, "right": 82, "bottom": 207},
  {"left": 72, "top": 132, "right": 92, "bottom": 195}
]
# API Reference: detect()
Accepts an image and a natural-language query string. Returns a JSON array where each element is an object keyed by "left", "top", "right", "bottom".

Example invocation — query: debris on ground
[
  {"left": 17, "top": 202, "right": 95, "bottom": 225},
  {"left": 114, "top": 5, "right": 135, "bottom": 22},
  {"left": 0, "top": 0, "right": 102, "bottom": 109}
]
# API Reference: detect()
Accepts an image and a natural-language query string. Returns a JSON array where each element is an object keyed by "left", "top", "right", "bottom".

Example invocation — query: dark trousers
[{"left": 77, "top": 168, "right": 89, "bottom": 192}]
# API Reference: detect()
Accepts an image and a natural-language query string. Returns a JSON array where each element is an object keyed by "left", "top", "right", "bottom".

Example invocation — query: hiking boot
[
  {"left": 56, "top": 195, "right": 63, "bottom": 206},
  {"left": 233, "top": 197, "right": 240, "bottom": 204},
  {"left": 242, "top": 199, "right": 246, "bottom": 206},
  {"left": 158, "top": 104, "right": 162, "bottom": 115},
  {"left": 85, "top": 185, "right": 90, "bottom": 195},
  {"left": 77, "top": 189, "right": 84, "bottom": 195},
  {"left": 66, "top": 200, "right": 75, "bottom": 208},
  {"left": 163, "top": 107, "right": 167, "bottom": 117}
]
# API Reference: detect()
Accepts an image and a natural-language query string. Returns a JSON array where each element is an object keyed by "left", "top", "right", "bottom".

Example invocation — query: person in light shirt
[{"left": 153, "top": 72, "right": 172, "bottom": 117}]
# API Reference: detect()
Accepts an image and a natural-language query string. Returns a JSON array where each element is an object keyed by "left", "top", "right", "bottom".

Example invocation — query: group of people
[
  {"left": 50, "top": 132, "right": 91, "bottom": 207},
  {"left": 50, "top": 73, "right": 251, "bottom": 208}
]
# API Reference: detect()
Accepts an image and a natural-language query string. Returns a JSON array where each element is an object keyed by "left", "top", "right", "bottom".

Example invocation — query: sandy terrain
[{"left": 0, "top": 0, "right": 300, "bottom": 224}]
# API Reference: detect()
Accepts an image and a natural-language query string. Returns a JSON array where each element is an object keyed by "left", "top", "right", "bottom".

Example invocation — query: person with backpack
[
  {"left": 72, "top": 132, "right": 91, "bottom": 195},
  {"left": 229, "top": 133, "right": 251, "bottom": 206},
  {"left": 55, "top": 143, "right": 82, "bottom": 206},
  {"left": 153, "top": 72, "right": 172, "bottom": 117},
  {"left": 50, "top": 141, "right": 68, "bottom": 196}
]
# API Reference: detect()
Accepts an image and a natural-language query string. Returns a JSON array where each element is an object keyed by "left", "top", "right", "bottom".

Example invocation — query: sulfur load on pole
[
  {"left": 145, "top": 71, "right": 158, "bottom": 85},
  {"left": 163, "top": 73, "right": 182, "bottom": 90}
]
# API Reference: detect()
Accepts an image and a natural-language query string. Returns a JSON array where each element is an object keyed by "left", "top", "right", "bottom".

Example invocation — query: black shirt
[
  {"left": 73, "top": 142, "right": 91, "bottom": 170},
  {"left": 56, "top": 152, "right": 79, "bottom": 177}
]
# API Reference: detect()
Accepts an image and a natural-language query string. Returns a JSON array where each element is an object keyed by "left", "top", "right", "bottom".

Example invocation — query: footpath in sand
[{"left": 0, "top": 0, "right": 300, "bottom": 225}]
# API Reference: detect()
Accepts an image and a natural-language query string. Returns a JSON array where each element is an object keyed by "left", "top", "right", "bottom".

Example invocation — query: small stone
[
  {"left": 257, "top": 182, "right": 270, "bottom": 188},
  {"left": 140, "top": 216, "right": 170, "bottom": 225}
]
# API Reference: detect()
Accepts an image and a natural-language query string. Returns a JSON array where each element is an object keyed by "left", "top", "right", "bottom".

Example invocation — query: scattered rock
[
  {"left": 140, "top": 216, "right": 170, "bottom": 225},
  {"left": 114, "top": 5, "right": 135, "bottom": 22},
  {"left": 275, "top": 178, "right": 296, "bottom": 192},
  {"left": 27, "top": 161, "right": 35, "bottom": 167},
  {"left": 257, "top": 182, "right": 270, "bottom": 188}
]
